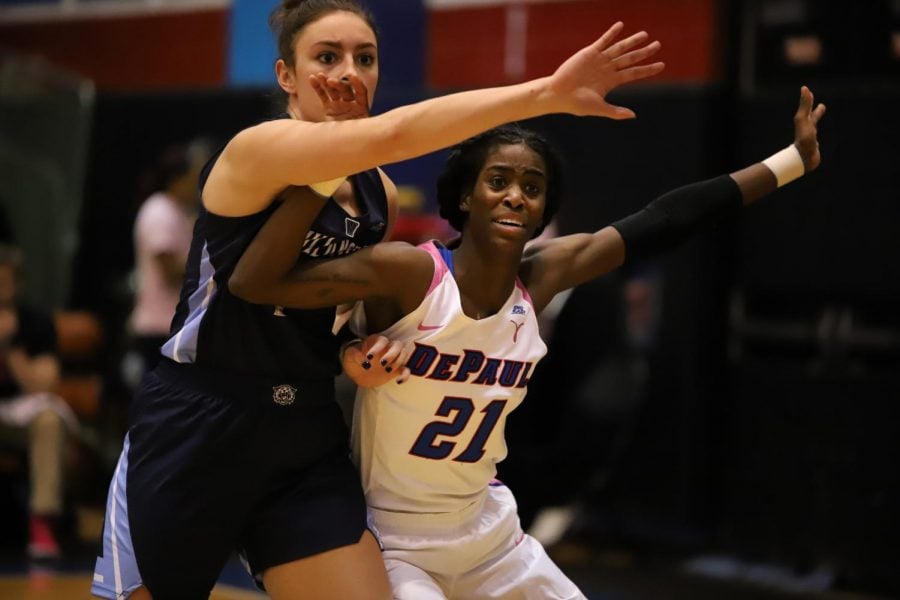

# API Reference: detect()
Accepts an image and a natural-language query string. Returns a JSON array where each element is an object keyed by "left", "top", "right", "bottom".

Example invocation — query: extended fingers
[
  {"left": 616, "top": 60, "right": 666, "bottom": 85},
  {"left": 325, "top": 77, "right": 356, "bottom": 102},
  {"left": 347, "top": 75, "right": 370, "bottom": 110},
  {"left": 795, "top": 86, "right": 826, "bottom": 126},
  {"left": 796, "top": 85, "right": 813, "bottom": 119},
  {"left": 612, "top": 39, "right": 662, "bottom": 69},
  {"left": 310, "top": 74, "right": 331, "bottom": 105},
  {"left": 811, "top": 102, "right": 826, "bottom": 125},
  {"left": 604, "top": 30, "right": 649, "bottom": 60},
  {"left": 590, "top": 22, "right": 625, "bottom": 53}
]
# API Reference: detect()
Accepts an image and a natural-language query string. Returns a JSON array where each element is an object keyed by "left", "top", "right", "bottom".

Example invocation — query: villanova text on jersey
[
  {"left": 407, "top": 342, "right": 535, "bottom": 388},
  {"left": 302, "top": 230, "right": 363, "bottom": 258}
]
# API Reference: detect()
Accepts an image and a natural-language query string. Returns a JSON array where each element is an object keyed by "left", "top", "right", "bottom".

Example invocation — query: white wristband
[
  {"left": 762, "top": 145, "right": 805, "bottom": 188},
  {"left": 310, "top": 176, "right": 346, "bottom": 198}
]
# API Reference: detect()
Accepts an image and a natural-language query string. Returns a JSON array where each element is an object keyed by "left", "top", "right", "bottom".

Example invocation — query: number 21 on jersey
[{"left": 409, "top": 396, "right": 507, "bottom": 463}]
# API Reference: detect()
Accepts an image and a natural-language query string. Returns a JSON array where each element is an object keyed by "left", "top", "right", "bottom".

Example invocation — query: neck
[{"left": 452, "top": 236, "right": 523, "bottom": 319}]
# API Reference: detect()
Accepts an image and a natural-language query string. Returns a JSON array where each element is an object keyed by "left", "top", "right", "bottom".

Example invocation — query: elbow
[{"left": 228, "top": 272, "right": 266, "bottom": 304}]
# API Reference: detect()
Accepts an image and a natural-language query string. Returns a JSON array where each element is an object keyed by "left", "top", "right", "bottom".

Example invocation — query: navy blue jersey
[{"left": 161, "top": 144, "right": 388, "bottom": 381}]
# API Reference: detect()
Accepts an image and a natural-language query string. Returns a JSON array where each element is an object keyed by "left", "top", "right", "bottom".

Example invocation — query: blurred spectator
[
  {"left": 0, "top": 244, "right": 79, "bottom": 560},
  {"left": 122, "top": 140, "right": 210, "bottom": 388}
]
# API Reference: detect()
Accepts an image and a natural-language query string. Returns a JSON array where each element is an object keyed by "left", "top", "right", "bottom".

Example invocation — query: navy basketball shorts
[{"left": 92, "top": 359, "right": 369, "bottom": 599}]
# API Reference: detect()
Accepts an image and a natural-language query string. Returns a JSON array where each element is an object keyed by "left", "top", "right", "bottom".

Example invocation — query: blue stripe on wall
[{"left": 228, "top": 0, "right": 280, "bottom": 87}]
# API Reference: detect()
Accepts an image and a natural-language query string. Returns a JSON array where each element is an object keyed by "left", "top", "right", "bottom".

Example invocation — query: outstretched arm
[
  {"left": 205, "top": 22, "right": 664, "bottom": 216},
  {"left": 523, "top": 86, "right": 826, "bottom": 312}
]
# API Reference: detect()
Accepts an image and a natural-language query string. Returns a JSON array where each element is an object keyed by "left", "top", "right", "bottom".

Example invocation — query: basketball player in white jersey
[{"left": 230, "top": 87, "right": 825, "bottom": 599}]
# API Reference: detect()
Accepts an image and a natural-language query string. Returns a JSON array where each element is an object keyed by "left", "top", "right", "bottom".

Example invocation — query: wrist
[
  {"left": 762, "top": 144, "right": 805, "bottom": 187},
  {"left": 526, "top": 76, "right": 560, "bottom": 115}
]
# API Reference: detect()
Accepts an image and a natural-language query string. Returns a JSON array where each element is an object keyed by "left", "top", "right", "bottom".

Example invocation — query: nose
[
  {"left": 503, "top": 187, "right": 524, "bottom": 209},
  {"left": 339, "top": 56, "right": 359, "bottom": 80}
]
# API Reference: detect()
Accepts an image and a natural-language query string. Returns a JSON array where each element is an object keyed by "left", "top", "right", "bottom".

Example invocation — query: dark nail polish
[
  {"left": 380, "top": 358, "right": 387, "bottom": 366},
  {"left": 366, "top": 354, "right": 373, "bottom": 360},
  {"left": 385, "top": 366, "right": 393, "bottom": 373},
  {"left": 362, "top": 361, "right": 371, "bottom": 370}
]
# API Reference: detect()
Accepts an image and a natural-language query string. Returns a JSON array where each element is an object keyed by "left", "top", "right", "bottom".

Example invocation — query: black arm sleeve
[{"left": 610, "top": 174, "right": 742, "bottom": 264}]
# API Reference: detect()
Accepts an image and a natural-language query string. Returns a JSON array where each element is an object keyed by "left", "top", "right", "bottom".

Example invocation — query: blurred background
[{"left": 0, "top": 0, "right": 898, "bottom": 598}]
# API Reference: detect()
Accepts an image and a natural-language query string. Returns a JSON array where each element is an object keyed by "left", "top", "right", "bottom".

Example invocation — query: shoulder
[
  {"left": 224, "top": 118, "right": 313, "bottom": 161},
  {"left": 358, "top": 241, "right": 435, "bottom": 296}
]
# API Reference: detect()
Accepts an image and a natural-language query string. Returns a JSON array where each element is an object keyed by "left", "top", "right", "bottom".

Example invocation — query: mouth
[{"left": 491, "top": 218, "right": 526, "bottom": 229}]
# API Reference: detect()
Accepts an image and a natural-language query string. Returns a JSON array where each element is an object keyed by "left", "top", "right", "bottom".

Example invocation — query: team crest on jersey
[
  {"left": 345, "top": 218, "right": 361, "bottom": 238},
  {"left": 272, "top": 384, "right": 297, "bottom": 406},
  {"left": 511, "top": 305, "right": 526, "bottom": 315}
]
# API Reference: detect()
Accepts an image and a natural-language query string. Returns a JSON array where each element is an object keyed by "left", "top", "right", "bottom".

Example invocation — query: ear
[
  {"left": 275, "top": 59, "right": 297, "bottom": 95},
  {"left": 458, "top": 194, "right": 471, "bottom": 213}
]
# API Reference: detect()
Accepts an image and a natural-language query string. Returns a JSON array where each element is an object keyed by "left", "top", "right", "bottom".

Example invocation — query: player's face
[
  {"left": 461, "top": 143, "right": 547, "bottom": 244},
  {"left": 280, "top": 10, "right": 379, "bottom": 122}
]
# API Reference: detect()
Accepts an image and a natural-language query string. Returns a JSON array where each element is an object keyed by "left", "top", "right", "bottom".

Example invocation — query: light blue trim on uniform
[
  {"left": 161, "top": 242, "right": 217, "bottom": 363},
  {"left": 92, "top": 434, "right": 143, "bottom": 599}
]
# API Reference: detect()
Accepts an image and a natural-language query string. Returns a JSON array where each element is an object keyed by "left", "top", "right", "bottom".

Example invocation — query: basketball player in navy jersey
[
  {"left": 230, "top": 88, "right": 825, "bottom": 598},
  {"left": 91, "top": 0, "right": 666, "bottom": 597}
]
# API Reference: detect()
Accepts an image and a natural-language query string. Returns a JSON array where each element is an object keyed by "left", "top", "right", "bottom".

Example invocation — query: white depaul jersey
[{"left": 350, "top": 241, "right": 547, "bottom": 515}]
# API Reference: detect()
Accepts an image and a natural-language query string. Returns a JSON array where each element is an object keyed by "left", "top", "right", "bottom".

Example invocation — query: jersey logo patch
[
  {"left": 510, "top": 320, "right": 524, "bottom": 343},
  {"left": 345, "top": 218, "right": 361, "bottom": 238},
  {"left": 417, "top": 321, "right": 443, "bottom": 331},
  {"left": 512, "top": 305, "right": 526, "bottom": 315},
  {"left": 272, "top": 385, "right": 297, "bottom": 406}
]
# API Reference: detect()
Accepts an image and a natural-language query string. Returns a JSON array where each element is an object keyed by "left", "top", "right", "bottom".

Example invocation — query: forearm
[
  {"left": 260, "top": 79, "right": 557, "bottom": 188},
  {"left": 256, "top": 259, "right": 378, "bottom": 310},
  {"left": 612, "top": 144, "right": 809, "bottom": 264},
  {"left": 371, "top": 79, "right": 556, "bottom": 166},
  {"left": 612, "top": 175, "right": 743, "bottom": 264},
  {"left": 228, "top": 190, "right": 327, "bottom": 304}
]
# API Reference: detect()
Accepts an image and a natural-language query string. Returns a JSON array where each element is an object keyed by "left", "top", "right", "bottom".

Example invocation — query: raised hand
[
  {"left": 309, "top": 73, "right": 371, "bottom": 121},
  {"left": 548, "top": 22, "right": 665, "bottom": 119},
  {"left": 794, "top": 85, "right": 826, "bottom": 173}
]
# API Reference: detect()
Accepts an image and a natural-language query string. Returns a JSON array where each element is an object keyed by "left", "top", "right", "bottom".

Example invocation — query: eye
[
  {"left": 524, "top": 183, "right": 542, "bottom": 197},
  {"left": 357, "top": 53, "right": 376, "bottom": 67},
  {"left": 317, "top": 51, "right": 337, "bottom": 65},
  {"left": 489, "top": 175, "right": 506, "bottom": 189}
]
